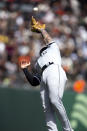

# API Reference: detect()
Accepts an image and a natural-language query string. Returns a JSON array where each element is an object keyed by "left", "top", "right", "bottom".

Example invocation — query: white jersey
[{"left": 37, "top": 41, "right": 61, "bottom": 68}]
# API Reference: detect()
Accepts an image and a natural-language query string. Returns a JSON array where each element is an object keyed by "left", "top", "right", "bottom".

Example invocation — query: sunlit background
[{"left": 0, "top": 0, "right": 87, "bottom": 131}]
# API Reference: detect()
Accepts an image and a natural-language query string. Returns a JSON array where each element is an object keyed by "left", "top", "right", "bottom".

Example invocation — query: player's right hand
[{"left": 18, "top": 56, "right": 31, "bottom": 69}]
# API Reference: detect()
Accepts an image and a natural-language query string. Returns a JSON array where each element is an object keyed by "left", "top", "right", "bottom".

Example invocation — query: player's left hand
[{"left": 31, "top": 16, "right": 45, "bottom": 33}]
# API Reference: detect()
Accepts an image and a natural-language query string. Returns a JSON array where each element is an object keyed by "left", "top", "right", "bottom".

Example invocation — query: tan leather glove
[{"left": 31, "top": 16, "right": 45, "bottom": 33}]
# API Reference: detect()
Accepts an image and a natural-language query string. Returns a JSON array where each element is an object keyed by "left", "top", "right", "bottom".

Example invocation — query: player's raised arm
[
  {"left": 40, "top": 29, "right": 53, "bottom": 45},
  {"left": 31, "top": 16, "right": 53, "bottom": 45},
  {"left": 18, "top": 56, "right": 40, "bottom": 86}
]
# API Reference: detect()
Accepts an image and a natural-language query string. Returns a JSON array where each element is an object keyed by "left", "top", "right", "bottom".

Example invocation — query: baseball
[{"left": 33, "top": 7, "right": 39, "bottom": 12}]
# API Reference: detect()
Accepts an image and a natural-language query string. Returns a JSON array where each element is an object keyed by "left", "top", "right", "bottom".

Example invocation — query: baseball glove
[
  {"left": 18, "top": 56, "right": 31, "bottom": 69},
  {"left": 31, "top": 16, "right": 45, "bottom": 33}
]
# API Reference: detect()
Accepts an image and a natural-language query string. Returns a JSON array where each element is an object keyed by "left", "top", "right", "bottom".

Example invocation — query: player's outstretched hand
[
  {"left": 18, "top": 56, "right": 31, "bottom": 69},
  {"left": 31, "top": 16, "right": 45, "bottom": 33}
]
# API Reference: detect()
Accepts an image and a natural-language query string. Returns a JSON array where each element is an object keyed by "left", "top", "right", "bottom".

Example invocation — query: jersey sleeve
[
  {"left": 47, "top": 41, "right": 59, "bottom": 48},
  {"left": 23, "top": 68, "right": 40, "bottom": 86},
  {"left": 47, "top": 41, "right": 61, "bottom": 55}
]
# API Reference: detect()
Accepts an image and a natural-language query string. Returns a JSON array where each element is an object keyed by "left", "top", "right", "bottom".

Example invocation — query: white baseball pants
[{"left": 40, "top": 64, "right": 72, "bottom": 131}]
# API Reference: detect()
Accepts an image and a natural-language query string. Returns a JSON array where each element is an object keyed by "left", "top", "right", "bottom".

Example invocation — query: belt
[{"left": 42, "top": 62, "right": 54, "bottom": 73}]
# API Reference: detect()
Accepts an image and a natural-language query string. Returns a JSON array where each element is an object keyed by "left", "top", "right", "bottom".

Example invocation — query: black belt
[{"left": 42, "top": 62, "right": 54, "bottom": 73}]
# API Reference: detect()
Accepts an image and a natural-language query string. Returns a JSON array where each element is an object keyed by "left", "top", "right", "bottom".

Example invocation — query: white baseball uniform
[{"left": 35, "top": 41, "right": 73, "bottom": 131}]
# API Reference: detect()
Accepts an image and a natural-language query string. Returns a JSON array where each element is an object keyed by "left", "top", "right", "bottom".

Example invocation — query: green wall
[
  {"left": 0, "top": 88, "right": 47, "bottom": 131},
  {"left": 0, "top": 88, "right": 87, "bottom": 131}
]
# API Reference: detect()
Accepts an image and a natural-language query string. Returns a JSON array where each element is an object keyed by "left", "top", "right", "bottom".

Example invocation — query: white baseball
[{"left": 33, "top": 7, "right": 39, "bottom": 12}]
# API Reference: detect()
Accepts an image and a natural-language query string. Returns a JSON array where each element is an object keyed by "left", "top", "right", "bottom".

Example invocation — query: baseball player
[{"left": 19, "top": 17, "right": 74, "bottom": 131}]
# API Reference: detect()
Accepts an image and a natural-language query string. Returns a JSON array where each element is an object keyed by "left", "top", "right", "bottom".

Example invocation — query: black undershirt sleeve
[{"left": 23, "top": 68, "right": 40, "bottom": 86}]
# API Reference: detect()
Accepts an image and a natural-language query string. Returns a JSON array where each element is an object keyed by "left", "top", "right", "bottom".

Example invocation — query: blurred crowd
[{"left": 0, "top": 0, "right": 87, "bottom": 90}]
